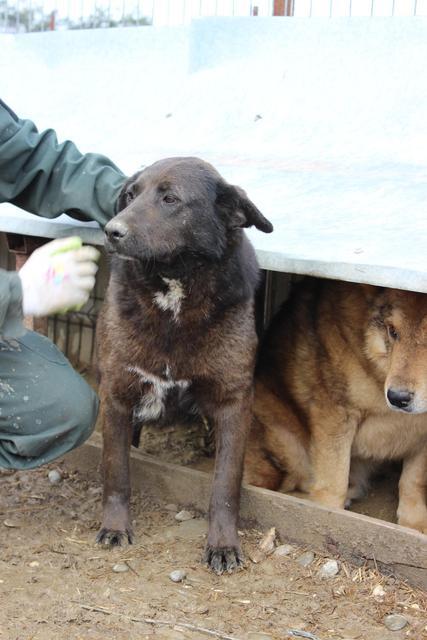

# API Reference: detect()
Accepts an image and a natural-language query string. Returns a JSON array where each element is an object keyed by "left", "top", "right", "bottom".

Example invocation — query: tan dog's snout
[
  {"left": 386, "top": 386, "right": 414, "bottom": 412},
  {"left": 385, "top": 340, "right": 427, "bottom": 414},
  {"left": 385, "top": 372, "right": 427, "bottom": 414}
]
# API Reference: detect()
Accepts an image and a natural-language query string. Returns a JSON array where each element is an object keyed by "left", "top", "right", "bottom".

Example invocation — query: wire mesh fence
[
  {"left": 0, "top": 0, "right": 272, "bottom": 32},
  {"left": 296, "top": 0, "right": 427, "bottom": 16},
  {"left": 1, "top": 0, "right": 426, "bottom": 33}
]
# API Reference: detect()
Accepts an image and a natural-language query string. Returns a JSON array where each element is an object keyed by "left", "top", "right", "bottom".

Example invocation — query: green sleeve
[
  {"left": 0, "top": 99, "right": 127, "bottom": 227},
  {"left": 0, "top": 270, "right": 25, "bottom": 338}
]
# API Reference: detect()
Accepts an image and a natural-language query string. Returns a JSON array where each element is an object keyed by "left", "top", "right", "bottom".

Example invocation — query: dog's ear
[
  {"left": 116, "top": 178, "right": 133, "bottom": 214},
  {"left": 115, "top": 170, "right": 143, "bottom": 214},
  {"left": 216, "top": 183, "right": 273, "bottom": 233}
]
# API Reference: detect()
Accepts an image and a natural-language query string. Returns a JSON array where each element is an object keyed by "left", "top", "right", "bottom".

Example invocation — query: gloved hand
[{"left": 18, "top": 237, "right": 100, "bottom": 317}]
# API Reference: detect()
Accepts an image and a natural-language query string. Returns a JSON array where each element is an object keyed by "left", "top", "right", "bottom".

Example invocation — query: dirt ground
[{"left": 1, "top": 454, "right": 426, "bottom": 640}]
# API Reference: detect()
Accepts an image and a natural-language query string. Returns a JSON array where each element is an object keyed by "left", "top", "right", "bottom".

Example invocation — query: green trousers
[{"left": 0, "top": 331, "right": 98, "bottom": 469}]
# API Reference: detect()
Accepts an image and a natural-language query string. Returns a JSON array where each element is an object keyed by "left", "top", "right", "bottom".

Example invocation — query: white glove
[{"left": 19, "top": 237, "right": 100, "bottom": 317}]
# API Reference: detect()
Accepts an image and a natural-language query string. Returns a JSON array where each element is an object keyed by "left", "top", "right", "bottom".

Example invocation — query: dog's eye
[
  {"left": 163, "top": 194, "right": 178, "bottom": 204},
  {"left": 387, "top": 324, "right": 399, "bottom": 341}
]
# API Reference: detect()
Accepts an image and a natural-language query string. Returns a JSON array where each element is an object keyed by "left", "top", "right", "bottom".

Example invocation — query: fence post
[
  {"left": 273, "top": 0, "right": 295, "bottom": 16},
  {"left": 49, "top": 10, "right": 56, "bottom": 30}
]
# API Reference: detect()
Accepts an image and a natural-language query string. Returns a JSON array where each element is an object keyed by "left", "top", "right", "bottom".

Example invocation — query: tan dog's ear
[{"left": 216, "top": 183, "right": 273, "bottom": 233}]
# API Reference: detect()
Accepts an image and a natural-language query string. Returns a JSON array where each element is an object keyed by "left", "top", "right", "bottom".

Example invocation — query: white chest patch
[
  {"left": 153, "top": 278, "right": 185, "bottom": 321},
  {"left": 128, "top": 364, "right": 190, "bottom": 422}
]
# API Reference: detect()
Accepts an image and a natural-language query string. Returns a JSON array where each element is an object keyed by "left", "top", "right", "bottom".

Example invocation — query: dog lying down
[
  {"left": 245, "top": 278, "right": 427, "bottom": 534},
  {"left": 95, "top": 157, "right": 273, "bottom": 573}
]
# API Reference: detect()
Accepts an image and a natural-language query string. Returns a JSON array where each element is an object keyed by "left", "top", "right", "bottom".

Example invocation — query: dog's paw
[
  {"left": 397, "top": 502, "right": 427, "bottom": 535},
  {"left": 96, "top": 527, "right": 134, "bottom": 547},
  {"left": 203, "top": 544, "right": 244, "bottom": 575},
  {"left": 397, "top": 516, "right": 427, "bottom": 535}
]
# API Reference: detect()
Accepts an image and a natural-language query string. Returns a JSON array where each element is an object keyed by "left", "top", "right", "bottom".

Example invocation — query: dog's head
[
  {"left": 105, "top": 157, "right": 272, "bottom": 264},
  {"left": 365, "top": 288, "right": 427, "bottom": 414}
]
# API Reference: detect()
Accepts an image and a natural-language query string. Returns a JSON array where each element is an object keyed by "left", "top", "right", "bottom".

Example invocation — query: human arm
[{"left": 0, "top": 99, "right": 126, "bottom": 226}]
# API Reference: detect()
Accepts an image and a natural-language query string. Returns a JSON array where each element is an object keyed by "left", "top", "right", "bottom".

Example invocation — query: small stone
[
  {"left": 286, "top": 631, "right": 320, "bottom": 640},
  {"left": 175, "top": 510, "right": 193, "bottom": 522},
  {"left": 169, "top": 569, "right": 187, "bottom": 583},
  {"left": 112, "top": 563, "right": 129, "bottom": 573},
  {"left": 383, "top": 614, "right": 408, "bottom": 631},
  {"left": 274, "top": 544, "right": 295, "bottom": 557},
  {"left": 48, "top": 470, "right": 62, "bottom": 485},
  {"left": 372, "top": 584, "right": 386, "bottom": 599},
  {"left": 258, "top": 527, "right": 276, "bottom": 555},
  {"left": 29, "top": 561, "right": 40, "bottom": 568},
  {"left": 3, "top": 520, "right": 19, "bottom": 528},
  {"left": 164, "top": 503, "right": 178, "bottom": 512},
  {"left": 297, "top": 551, "right": 315, "bottom": 567},
  {"left": 288, "top": 631, "right": 321, "bottom": 640},
  {"left": 317, "top": 559, "right": 339, "bottom": 578}
]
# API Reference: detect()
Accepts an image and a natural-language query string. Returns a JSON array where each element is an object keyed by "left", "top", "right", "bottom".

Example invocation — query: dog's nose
[
  {"left": 105, "top": 220, "right": 128, "bottom": 243},
  {"left": 387, "top": 388, "right": 414, "bottom": 410}
]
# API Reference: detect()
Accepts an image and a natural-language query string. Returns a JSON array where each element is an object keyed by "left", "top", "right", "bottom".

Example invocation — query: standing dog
[
  {"left": 245, "top": 278, "right": 427, "bottom": 534},
  {"left": 96, "top": 157, "right": 273, "bottom": 573}
]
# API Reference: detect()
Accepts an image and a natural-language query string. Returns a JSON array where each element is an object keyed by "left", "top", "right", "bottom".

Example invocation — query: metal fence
[
  {"left": 1, "top": 0, "right": 426, "bottom": 33},
  {"left": 297, "top": 0, "right": 427, "bottom": 16},
  {"left": 0, "top": 1, "right": 273, "bottom": 32}
]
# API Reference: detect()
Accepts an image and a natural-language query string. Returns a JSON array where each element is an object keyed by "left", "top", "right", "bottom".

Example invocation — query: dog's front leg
[
  {"left": 397, "top": 448, "right": 427, "bottom": 534},
  {"left": 96, "top": 402, "right": 134, "bottom": 546},
  {"left": 309, "top": 406, "right": 358, "bottom": 509},
  {"left": 203, "top": 397, "right": 251, "bottom": 574}
]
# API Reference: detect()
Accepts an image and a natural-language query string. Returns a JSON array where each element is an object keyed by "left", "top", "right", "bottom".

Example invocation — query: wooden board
[{"left": 64, "top": 434, "right": 427, "bottom": 590}]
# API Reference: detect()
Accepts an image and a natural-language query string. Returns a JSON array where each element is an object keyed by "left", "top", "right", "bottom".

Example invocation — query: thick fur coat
[
  {"left": 96, "top": 157, "right": 273, "bottom": 573},
  {"left": 245, "top": 278, "right": 427, "bottom": 534}
]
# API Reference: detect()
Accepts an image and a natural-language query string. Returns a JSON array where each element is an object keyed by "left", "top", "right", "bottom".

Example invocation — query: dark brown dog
[{"left": 95, "top": 157, "right": 273, "bottom": 573}]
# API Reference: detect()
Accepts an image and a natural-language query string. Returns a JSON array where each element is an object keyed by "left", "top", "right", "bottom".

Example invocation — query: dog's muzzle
[
  {"left": 104, "top": 220, "right": 128, "bottom": 249},
  {"left": 386, "top": 387, "right": 414, "bottom": 412}
]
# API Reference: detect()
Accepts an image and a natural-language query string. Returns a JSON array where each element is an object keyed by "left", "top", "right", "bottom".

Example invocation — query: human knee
[{"left": 64, "top": 375, "right": 99, "bottom": 446}]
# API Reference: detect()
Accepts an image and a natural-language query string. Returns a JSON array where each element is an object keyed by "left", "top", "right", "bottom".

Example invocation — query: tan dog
[{"left": 244, "top": 278, "right": 427, "bottom": 534}]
